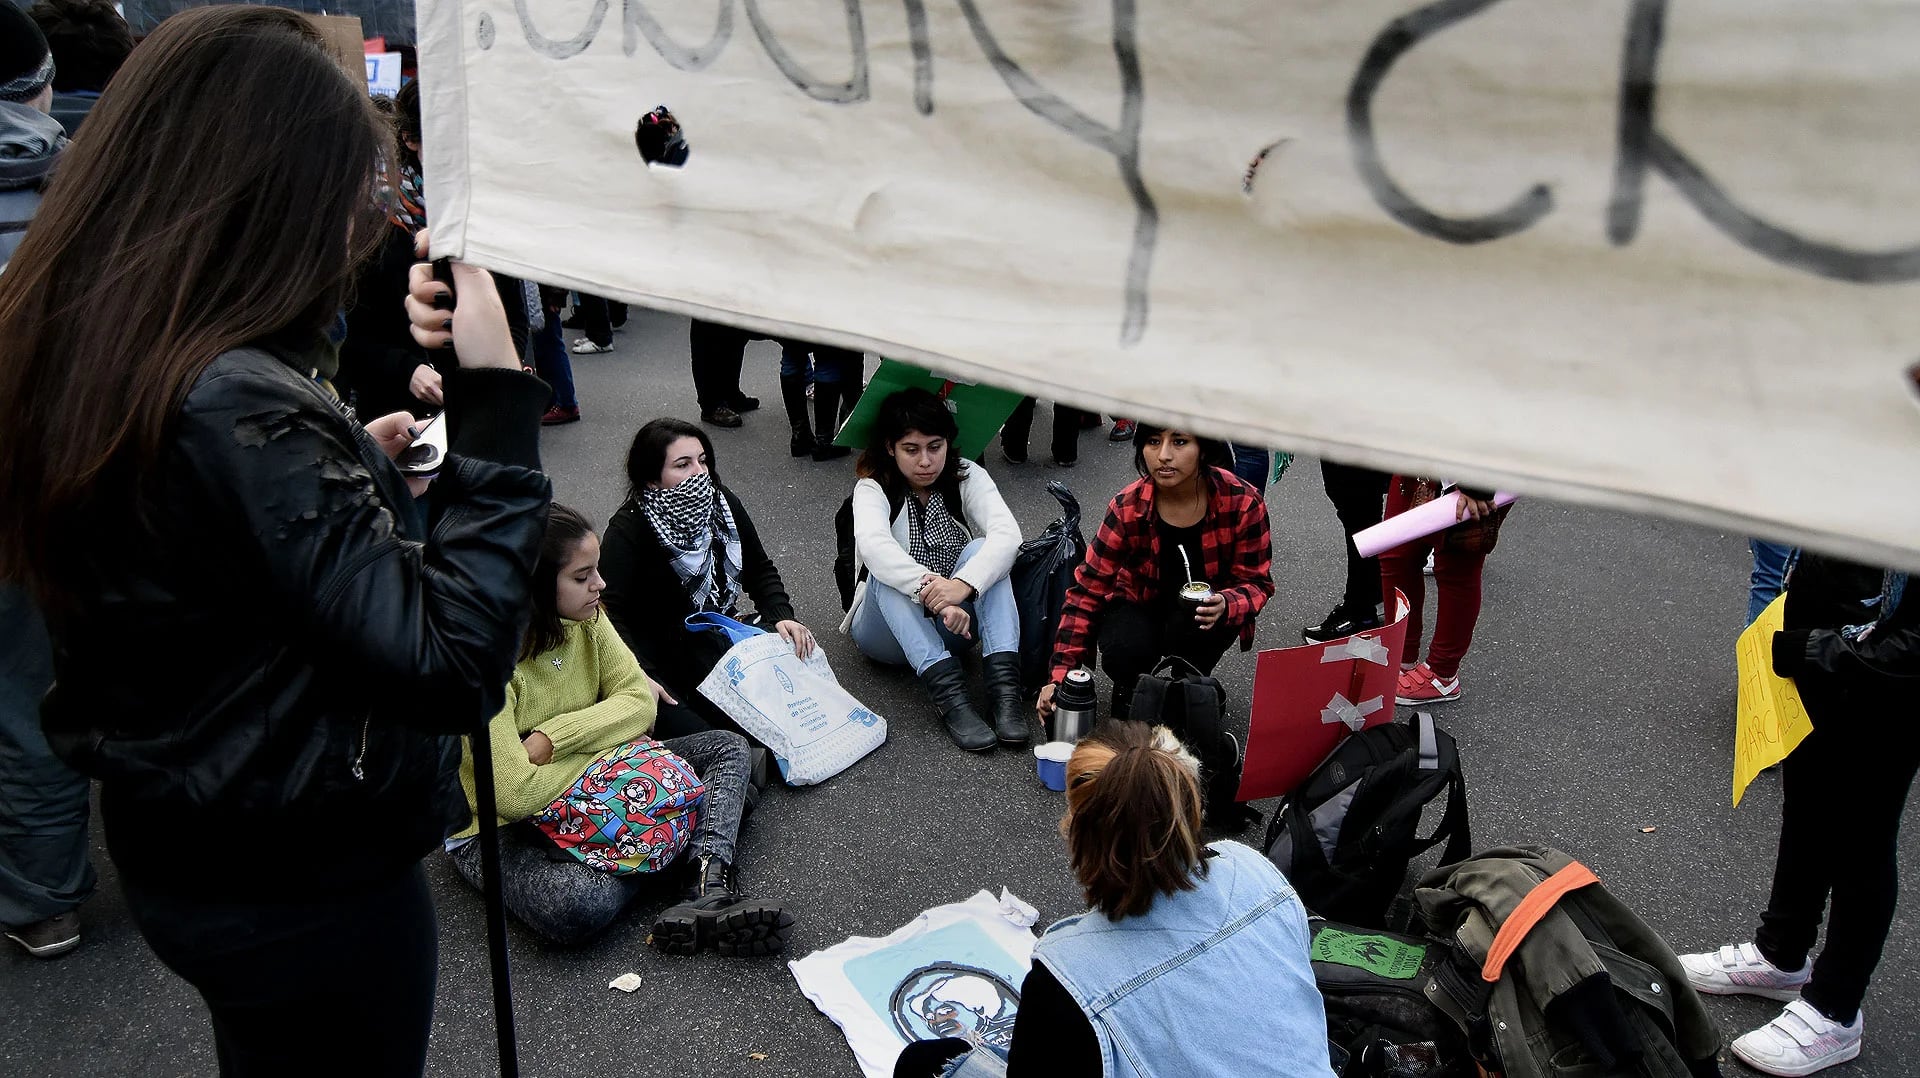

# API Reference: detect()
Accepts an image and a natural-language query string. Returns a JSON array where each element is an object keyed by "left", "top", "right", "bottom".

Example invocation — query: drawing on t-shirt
[{"left": 889, "top": 962, "right": 1021, "bottom": 1047}]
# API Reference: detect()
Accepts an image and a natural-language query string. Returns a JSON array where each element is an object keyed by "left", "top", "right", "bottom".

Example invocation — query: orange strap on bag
[{"left": 1480, "top": 861, "right": 1601, "bottom": 983}]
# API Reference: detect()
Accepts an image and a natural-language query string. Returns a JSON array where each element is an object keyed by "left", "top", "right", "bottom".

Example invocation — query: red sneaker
[
  {"left": 1395, "top": 662, "right": 1461, "bottom": 705},
  {"left": 541, "top": 405, "right": 581, "bottom": 426}
]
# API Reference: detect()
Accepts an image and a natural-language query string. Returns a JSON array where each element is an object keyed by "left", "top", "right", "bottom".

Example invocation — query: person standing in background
[
  {"left": 533, "top": 284, "right": 581, "bottom": 424},
  {"left": 1302, "top": 461, "right": 1391, "bottom": 642},
  {"left": 1682, "top": 553, "right": 1917, "bottom": 1076},
  {"left": 28, "top": 0, "right": 133, "bottom": 137},
  {"left": 779, "top": 339, "right": 863, "bottom": 461},
  {"left": 689, "top": 317, "right": 764, "bottom": 428},
  {"left": 1000, "top": 397, "right": 1095, "bottom": 468},
  {"left": 1748, "top": 538, "right": 1795, "bottom": 624},
  {"left": 0, "top": 3, "right": 93, "bottom": 962}
]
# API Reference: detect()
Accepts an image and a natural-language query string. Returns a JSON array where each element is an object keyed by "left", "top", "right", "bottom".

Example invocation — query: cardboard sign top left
[{"left": 305, "top": 14, "right": 364, "bottom": 82}]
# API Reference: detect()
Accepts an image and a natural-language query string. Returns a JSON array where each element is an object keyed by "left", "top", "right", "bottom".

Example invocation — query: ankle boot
[
  {"left": 780, "top": 374, "right": 813, "bottom": 457},
  {"left": 981, "top": 652, "right": 1031, "bottom": 747},
  {"left": 811, "top": 382, "right": 852, "bottom": 461},
  {"left": 919, "top": 656, "right": 995, "bottom": 752},
  {"left": 650, "top": 853, "right": 794, "bottom": 957}
]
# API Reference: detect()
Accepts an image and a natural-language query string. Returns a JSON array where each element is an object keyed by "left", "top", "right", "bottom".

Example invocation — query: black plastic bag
[{"left": 1010, "top": 482, "right": 1087, "bottom": 689}]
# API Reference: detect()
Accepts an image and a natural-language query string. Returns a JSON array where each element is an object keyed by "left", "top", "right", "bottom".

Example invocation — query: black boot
[
  {"left": 780, "top": 374, "right": 813, "bottom": 458},
  {"left": 811, "top": 382, "right": 852, "bottom": 461},
  {"left": 919, "top": 656, "right": 995, "bottom": 751},
  {"left": 650, "top": 854, "right": 794, "bottom": 957},
  {"left": 981, "top": 653, "right": 1031, "bottom": 747}
]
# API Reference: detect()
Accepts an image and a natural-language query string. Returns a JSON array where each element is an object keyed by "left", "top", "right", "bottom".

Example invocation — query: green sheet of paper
[{"left": 833, "top": 360, "right": 1026, "bottom": 460}]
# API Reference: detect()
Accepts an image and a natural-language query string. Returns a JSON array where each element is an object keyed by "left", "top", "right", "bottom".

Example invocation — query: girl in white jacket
[{"left": 843, "top": 389, "right": 1025, "bottom": 751}]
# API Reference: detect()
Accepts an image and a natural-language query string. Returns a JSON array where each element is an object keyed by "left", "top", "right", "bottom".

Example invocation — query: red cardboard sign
[{"left": 1236, "top": 590, "right": 1410, "bottom": 802}]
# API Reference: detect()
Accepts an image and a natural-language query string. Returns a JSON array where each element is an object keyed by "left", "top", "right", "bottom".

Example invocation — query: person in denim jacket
[{"left": 895, "top": 721, "right": 1336, "bottom": 1078}]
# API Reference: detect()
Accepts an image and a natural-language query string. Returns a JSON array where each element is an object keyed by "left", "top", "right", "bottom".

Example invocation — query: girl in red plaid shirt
[{"left": 1037, "top": 426, "right": 1274, "bottom": 725}]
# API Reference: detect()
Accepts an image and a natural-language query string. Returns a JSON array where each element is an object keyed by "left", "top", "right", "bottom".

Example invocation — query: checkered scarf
[
  {"left": 907, "top": 492, "right": 970, "bottom": 578},
  {"left": 641, "top": 472, "right": 743, "bottom": 613}
]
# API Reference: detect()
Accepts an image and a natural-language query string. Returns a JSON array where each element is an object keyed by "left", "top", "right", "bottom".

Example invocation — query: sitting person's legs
[
  {"left": 650, "top": 729, "right": 794, "bottom": 955},
  {"left": 450, "top": 826, "right": 640, "bottom": 947},
  {"left": 850, "top": 579, "right": 952, "bottom": 673}
]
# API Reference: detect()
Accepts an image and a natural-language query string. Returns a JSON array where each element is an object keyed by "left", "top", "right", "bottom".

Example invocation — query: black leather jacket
[{"left": 41, "top": 344, "right": 552, "bottom": 898}]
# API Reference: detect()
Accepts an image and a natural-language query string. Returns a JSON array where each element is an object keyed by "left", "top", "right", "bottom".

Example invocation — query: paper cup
[{"left": 1034, "top": 741, "right": 1075, "bottom": 792}]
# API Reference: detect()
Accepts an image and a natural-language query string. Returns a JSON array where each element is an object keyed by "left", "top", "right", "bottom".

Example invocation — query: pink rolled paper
[{"left": 1353, "top": 490, "right": 1518, "bottom": 559}]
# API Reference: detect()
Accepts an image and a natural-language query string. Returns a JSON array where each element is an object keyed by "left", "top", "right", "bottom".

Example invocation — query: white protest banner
[
  {"left": 417, "top": 1, "right": 1920, "bottom": 568},
  {"left": 366, "top": 50, "right": 404, "bottom": 97}
]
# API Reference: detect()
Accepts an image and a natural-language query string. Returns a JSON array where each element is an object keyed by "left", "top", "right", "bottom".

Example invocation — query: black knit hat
[{"left": 0, "top": 3, "right": 56, "bottom": 104}]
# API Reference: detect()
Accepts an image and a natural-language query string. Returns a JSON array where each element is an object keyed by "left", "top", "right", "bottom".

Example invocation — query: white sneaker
[
  {"left": 1679, "top": 942, "right": 1811, "bottom": 1001},
  {"left": 1731, "top": 1000, "right": 1862, "bottom": 1077},
  {"left": 570, "top": 338, "right": 613, "bottom": 355}
]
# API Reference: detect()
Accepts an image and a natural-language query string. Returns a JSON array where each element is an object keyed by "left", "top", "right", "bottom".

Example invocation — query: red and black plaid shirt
[{"left": 1050, "top": 467, "right": 1274, "bottom": 683}]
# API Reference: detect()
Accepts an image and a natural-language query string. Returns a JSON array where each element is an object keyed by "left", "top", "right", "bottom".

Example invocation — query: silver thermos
[{"left": 1051, "top": 668, "right": 1099, "bottom": 743}]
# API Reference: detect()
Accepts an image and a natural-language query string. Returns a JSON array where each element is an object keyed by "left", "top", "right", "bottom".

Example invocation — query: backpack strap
[
  {"left": 1150, "top": 654, "right": 1208, "bottom": 682},
  {"left": 1416, "top": 711, "right": 1474, "bottom": 867},
  {"left": 1480, "top": 861, "right": 1602, "bottom": 983},
  {"left": 1416, "top": 709, "right": 1441, "bottom": 771}
]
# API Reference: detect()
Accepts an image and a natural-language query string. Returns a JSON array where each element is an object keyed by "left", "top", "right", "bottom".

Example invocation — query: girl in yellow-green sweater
[{"left": 446, "top": 504, "right": 793, "bottom": 954}]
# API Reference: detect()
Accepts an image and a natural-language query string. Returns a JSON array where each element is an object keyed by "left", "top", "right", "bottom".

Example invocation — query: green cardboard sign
[{"left": 833, "top": 359, "right": 1025, "bottom": 461}]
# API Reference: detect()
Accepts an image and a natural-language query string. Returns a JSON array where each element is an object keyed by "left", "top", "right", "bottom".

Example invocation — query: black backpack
[
  {"left": 1310, "top": 919, "right": 1475, "bottom": 1078},
  {"left": 1264, "top": 711, "right": 1469, "bottom": 927},
  {"left": 1131, "top": 658, "right": 1257, "bottom": 831}
]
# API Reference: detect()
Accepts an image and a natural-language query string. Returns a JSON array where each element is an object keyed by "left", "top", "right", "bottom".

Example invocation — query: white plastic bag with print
[{"left": 689, "top": 613, "right": 886, "bottom": 785}]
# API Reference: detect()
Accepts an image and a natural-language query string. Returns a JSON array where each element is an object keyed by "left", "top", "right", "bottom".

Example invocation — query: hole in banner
[{"left": 636, "top": 105, "right": 690, "bottom": 167}]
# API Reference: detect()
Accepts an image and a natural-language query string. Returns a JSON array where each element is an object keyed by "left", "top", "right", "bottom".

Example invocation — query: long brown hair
[
  {"left": 0, "top": 6, "right": 391, "bottom": 613},
  {"left": 1061, "top": 721, "right": 1208, "bottom": 920}
]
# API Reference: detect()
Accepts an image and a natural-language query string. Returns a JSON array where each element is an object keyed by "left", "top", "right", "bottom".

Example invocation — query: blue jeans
[
  {"left": 778, "top": 340, "right": 862, "bottom": 385},
  {"left": 531, "top": 302, "right": 577, "bottom": 410},
  {"left": 0, "top": 585, "right": 94, "bottom": 926},
  {"left": 1230, "top": 444, "right": 1270, "bottom": 494},
  {"left": 850, "top": 539, "right": 1019, "bottom": 674},
  {"left": 1749, "top": 538, "right": 1794, "bottom": 624}
]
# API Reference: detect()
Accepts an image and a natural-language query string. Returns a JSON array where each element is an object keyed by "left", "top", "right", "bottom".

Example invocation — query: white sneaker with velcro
[
  {"left": 1731, "top": 1000, "right": 1863, "bottom": 1077},
  {"left": 1679, "top": 941, "right": 1811, "bottom": 1001}
]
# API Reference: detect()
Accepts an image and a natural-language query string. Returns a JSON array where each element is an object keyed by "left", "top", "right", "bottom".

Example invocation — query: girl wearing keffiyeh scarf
[{"left": 598, "top": 419, "right": 818, "bottom": 738}]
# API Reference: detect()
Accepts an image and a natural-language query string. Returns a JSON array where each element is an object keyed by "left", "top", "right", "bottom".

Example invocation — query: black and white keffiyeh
[
  {"left": 908, "top": 492, "right": 970, "bottom": 579},
  {"left": 641, "top": 472, "right": 744, "bottom": 613}
]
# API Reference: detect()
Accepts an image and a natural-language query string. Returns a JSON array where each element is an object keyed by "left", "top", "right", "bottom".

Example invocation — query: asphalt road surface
[{"left": 4, "top": 309, "right": 1915, "bottom": 1078}]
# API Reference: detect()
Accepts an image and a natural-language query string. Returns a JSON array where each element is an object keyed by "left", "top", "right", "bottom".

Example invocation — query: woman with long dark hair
[
  {"left": 0, "top": 9, "right": 551, "bottom": 1073},
  {"left": 1037, "top": 425, "right": 1272, "bottom": 723},
  {"left": 447, "top": 504, "right": 791, "bottom": 954},
  {"left": 843, "top": 388, "right": 1026, "bottom": 751},
  {"left": 599, "top": 417, "right": 818, "bottom": 734}
]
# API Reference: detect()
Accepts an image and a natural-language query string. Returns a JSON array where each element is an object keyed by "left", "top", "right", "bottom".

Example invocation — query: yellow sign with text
[{"left": 1734, "top": 596, "right": 1814, "bottom": 806}]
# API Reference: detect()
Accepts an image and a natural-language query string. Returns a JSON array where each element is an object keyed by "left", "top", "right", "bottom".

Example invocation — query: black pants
[
  {"left": 1755, "top": 717, "right": 1920, "bottom": 1022},
  {"left": 1098, "top": 600, "right": 1238, "bottom": 715},
  {"left": 689, "top": 318, "right": 754, "bottom": 411},
  {"left": 573, "top": 293, "right": 627, "bottom": 347},
  {"left": 124, "top": 865, "right": 439, "bottom": 1077},
  {"left": 1001, "top": 397, "right": 1092, "bottom": 464},
  {"left": 1320, "top": 460, "right": 1391, "bottom": 613}
]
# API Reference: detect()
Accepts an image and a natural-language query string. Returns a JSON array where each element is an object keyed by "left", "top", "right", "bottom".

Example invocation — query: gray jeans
[
  {"left": 0, "top": 585, "right": 95, "bottom": 926},
  {"left": 450, "top": 729, "right": 750, "bottom": 945}
]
